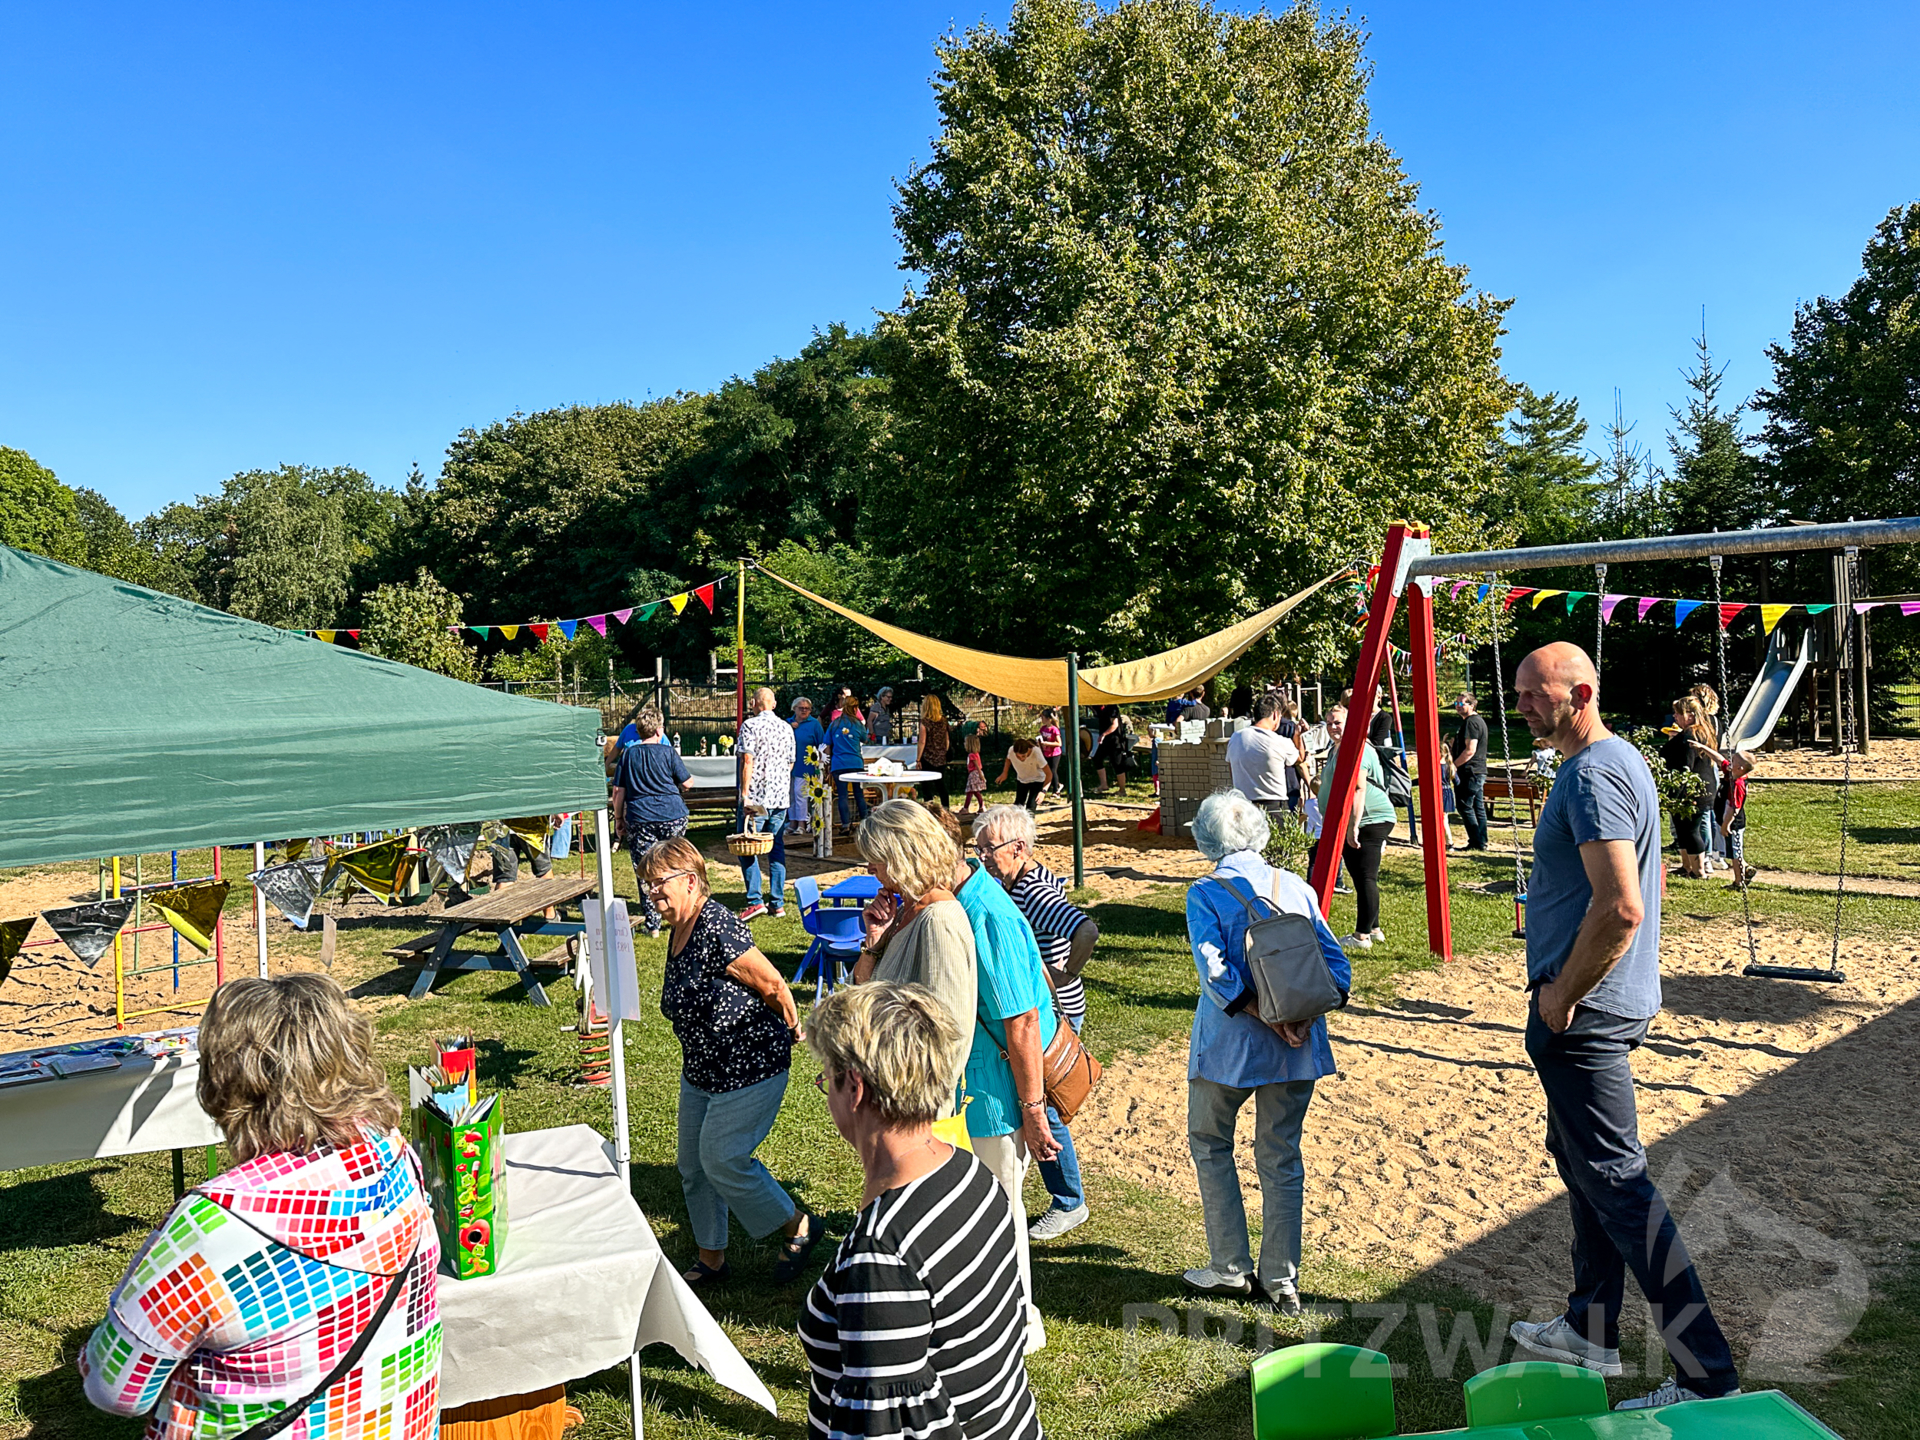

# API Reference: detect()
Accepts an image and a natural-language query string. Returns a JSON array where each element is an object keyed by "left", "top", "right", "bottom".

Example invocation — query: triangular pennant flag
[
  {"left": 0, "top": 915, "right": 35, "bottom": 984},
  {"left": 558, "top": 619, "right": 579, "bottom": 641},
  {"left": 1475, "top": 584, "right": 1490, "bottom": 603},
  {"left": 1637, "top": 597, "right": 1663, "bottom": 621},
  {"left": 40, "top": 898, "right": 135, "bottom": 968},
  {"left": 586, "top": 615, "right": 608, "bottom": 636},
  {"left": 499, "top": 624, "right": 520, "bottom": 639},
  {"left": 346, "top": 630, "right": 360, "bottom": 640},
  {"left": 668, "top": 593, "right": 690, "bottom": 615},
  {"left": 1564, "top": 591, "right": 1591, "bottom": 614},
  {"left": 1853, "top": 602, "right": 1879, "bottom": 614},
  {"left": 470, "top": 625, "right": 491, "bottom": 639},
  {"left": 447, "top": 627, "right": 459, "bottom": 636},
  {"left": 282, "top": 838, "right": 313, "bottom": 861},
  {"left": 613, "top": 607, "right": 634, "bottom": 624},
  {"left": 419, "top": 823, "right": 481, "bottom": 888},
  {"left": 693, "top": 582, "right": 717, "bottom": 612},
  {"left": 1717, "top": 603, "right": 1746, "bottom": 630},
  {"left": 1530, "top": 590, "right": 1566, "bottom": 609},
  {"left": 639, "top": 602, "right": 660, "bottom": 622},
  {"left": 1600, "top": 595, "right": 1628, "bottom": 623},
  {"left": 322, "top": 836, "right": 410, "bottom": 904},
  {"left": 149, "top": 882, "right": 232, "bottom": 953},
  {"left": 1805, "top": 604, "right": 1833, "bottom": 615},
  {"left": 1760, "top": 604, "right": 1792, "bottom": 635},
  {"left": 528, "top": 623, "right": 551, "bottom": 641},
  {"left": 1673, "top": 600, "right": 1704, "bottom": 628},
  {"left": 1502, "top": 587, "right": 1535, "bottom": 612},
  {"left": 251, "top": 859, "right": 327, "bottom": 927},
  {"left": 1449, "top": 580, "right": 1473, "bottom": 598},
  {"left": 316, "top": 630, "right": 336, "bottom": 643},
  {"left": 1903, "top": 602, "right": 1920, "bottom": 617}
]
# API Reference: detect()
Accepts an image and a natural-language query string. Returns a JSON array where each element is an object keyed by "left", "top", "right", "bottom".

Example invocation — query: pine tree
[
  {"left": 1665, "top": 316, "right": 1767, "bottom": 534},
  {"left": 1494, "top": 385, "right": 1601, "bottom": 546},
  {"left": 1592, "top": 390, "right": 1661, "bottom": 539}
]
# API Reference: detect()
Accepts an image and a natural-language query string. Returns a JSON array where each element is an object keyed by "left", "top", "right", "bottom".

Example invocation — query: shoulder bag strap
[{"left": 232, "top": 1243, "right": 421, "bottom": 1440}]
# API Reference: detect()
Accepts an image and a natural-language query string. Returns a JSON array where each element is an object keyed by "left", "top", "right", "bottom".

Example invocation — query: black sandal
[
  {"left": 772, "top": 1211, "right": 826, "bottom": 1282},
  {"left": 682, "top": 1258, "right": 731, "bottom": 1287}
]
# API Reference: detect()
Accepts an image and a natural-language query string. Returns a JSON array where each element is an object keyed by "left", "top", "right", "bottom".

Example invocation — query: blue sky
[{"left": 4, "top": 2, "right": 1916, "bottom": 518}]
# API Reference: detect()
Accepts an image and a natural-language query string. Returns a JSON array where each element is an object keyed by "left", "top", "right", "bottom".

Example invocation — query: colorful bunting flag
[
  {"left": 1853, "top": 602, "right": 1878, "bottom": 614},
  {"left": 1530, "top": 590, "right": 1566, "bottom": 609},
  {"left": 0, "top": 915, "right": 35, "bottom": 985},
  {"left": 317, "top": 630, "right": 336, "bottom": 643},
  {"left": 1450, "top": 580, "right": 1473, "bottom": 598},
  {"left": 1760, "top": 604, "right": 1792, "bottom": 635},
  {"left": 1637, "top": 597, "right": 1663, "bottom": 622},
  {"left": 1475, "top": 584, "right": 1490, "bottom": 603},
  {"left": 419, "top": 823, "right": 481, "bottom": 888},
  {"left": 149, "top": 882, "right": 231, "bottom": 953},
  {"left": 587, "top": 615, "right": 608, "bottom": 636},
  {"left": 1600, "top": 595, "right": 1628, "bottom": 623},
  {"left": 1503, "top": 587, "right": 1535, "bottom": 612},
  {"left": 693, "top": 582, "right": 717, "bottom": 612},
  {"left": 1904, "top": 602, "right": 1920, "bottom": 618},
  {"left": 1564, "top": 591, "right": 1591, "bottom": 614},
  {"left": 558, "top": 620, "right": 578, "bottom": 641},
  {"left": 251, "top": 859, "right": 327, "bottom": 927},
  {"left": 323, "top": 837, "right": 410, "bottom": 904},
  {"left": 40, "top": 899, "right": 136, "bottom": 968},
  {"left": 499, "top": 625, "right": 519, "bottom": 639},
  {"left": 669, "top": 593, "right": 690, "bottom": 615},
  {"left": 1806, "top": 604, "right": 1833, "bottom": 615},
  {"left": 1673, "top": 600, "right": 1703, "bottom": 628},
  {"left": 614, "top": 607, "right": 634, "bottom": 624},
  {"left": 639, "top": 602, "right": 660, "bottom": 621},
  {"left": 471, "top": 626, "right": 491, "bottom": 640},
  {"left": 346, "top": 630, "right": 360, "bottom": 640},
  {"left": 1717, "top": 603, "right": 1746, "bottom": 630},
  {"left": 528, "top": 623, "right": 550, "bottom": 641}
]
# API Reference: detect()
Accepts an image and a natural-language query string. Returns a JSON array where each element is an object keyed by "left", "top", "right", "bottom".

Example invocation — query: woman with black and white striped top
[
  {"left": 798, "top": 982, "right": 1043, "bottom": 1440},
  {"left": 972, "top": 805, "right": 1099, "bottom": 1242}
]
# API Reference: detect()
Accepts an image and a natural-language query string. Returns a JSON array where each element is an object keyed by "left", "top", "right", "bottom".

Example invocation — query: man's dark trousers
[
  {"left": 1455, "top": 769, "right": 1489, "bottom": 849},
  {"left": 1525, "top": 999, "right": 1739, "bottom": 1396}
]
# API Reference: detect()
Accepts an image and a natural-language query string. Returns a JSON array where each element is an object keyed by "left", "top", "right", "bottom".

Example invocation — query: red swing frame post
[{"left": 1309, "top": 523, "right": 1453, "bottom": 958}]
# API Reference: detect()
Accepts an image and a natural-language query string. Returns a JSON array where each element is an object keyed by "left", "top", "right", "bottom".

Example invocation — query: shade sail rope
[{"left": 750, "top": 563, "right": 1348, "bottom": 705}]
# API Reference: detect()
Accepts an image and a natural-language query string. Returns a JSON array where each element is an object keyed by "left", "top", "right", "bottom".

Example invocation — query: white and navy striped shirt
[
  {"left": 1007, "top": 863, "right": 1089, "bottom": 1022},
  {"left": 798, "top": 1147, "right": 1042, "bottom": 1440}
]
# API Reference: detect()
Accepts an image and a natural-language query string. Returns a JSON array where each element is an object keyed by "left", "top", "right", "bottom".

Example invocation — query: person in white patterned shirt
[
  {"left": 973, "top": 803, "right": 1100, "bottom": 1241},
  {"left": 736, "top": 687, "right": 796, "bottom": 921}
]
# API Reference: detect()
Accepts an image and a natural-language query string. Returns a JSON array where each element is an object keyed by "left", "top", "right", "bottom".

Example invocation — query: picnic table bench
[{"left": 386, "top": 874, "right": 598, "bottom": 1007}]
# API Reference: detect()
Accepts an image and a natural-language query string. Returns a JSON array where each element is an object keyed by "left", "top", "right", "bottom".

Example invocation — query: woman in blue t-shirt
[
  {"left": 611, "top": 706, "right": 694, "bottom": 935},
  {"left": 825, "top": 705, "right": 869, "bottom": 832}
]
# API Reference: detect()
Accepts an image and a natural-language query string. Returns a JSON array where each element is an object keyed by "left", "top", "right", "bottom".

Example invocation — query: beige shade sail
[{"left": 752, "top": 565, "right": 1347, "bottom": 705}]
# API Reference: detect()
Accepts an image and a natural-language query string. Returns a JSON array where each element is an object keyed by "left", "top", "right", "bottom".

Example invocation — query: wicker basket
[{"left": 726, "top": 831, "right": 775, "bottom": 857}]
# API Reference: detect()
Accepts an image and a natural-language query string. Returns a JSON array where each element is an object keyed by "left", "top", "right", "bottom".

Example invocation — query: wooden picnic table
[{"left": 387, "top": 875, "right": 598, "bottom": 1007}]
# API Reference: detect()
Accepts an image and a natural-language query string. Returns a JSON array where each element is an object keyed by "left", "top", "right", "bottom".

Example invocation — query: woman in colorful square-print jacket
[{"left": 80, "top": 974, "right": 441, "bottom": 1440}]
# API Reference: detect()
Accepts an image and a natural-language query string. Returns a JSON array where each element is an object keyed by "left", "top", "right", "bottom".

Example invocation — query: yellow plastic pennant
[
  {"left": 316, "top": 629, "right": 336, "bottom": 643},
  {"left": 1760, "top": 604, "right": 1792, "bottom": 636},
  {"left": 324, "top": 837, "right": 410, "bottom": 903},
  {"left": 1529, "top": 590, "right": 1566, "bottom": 609},
  {"left": 668, "top": 592, "right": 690, "bottom": 614},
  {"left": 499, "top": 624, "right": 519, "bottom": 639},
  {"left": 150, "top": 882, "right": 232, "bottom": 953}
]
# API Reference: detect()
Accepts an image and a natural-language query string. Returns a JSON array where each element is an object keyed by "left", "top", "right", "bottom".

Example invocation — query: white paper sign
[{"left": 580, "top": 898, "right": 643, "bottom": 1022}]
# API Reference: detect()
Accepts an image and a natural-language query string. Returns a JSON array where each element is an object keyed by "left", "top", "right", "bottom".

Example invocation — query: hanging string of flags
[
  {"left": 1434, "top": 579, "right": 1903, "bottom": 636},
  {"left": 293, "top": 577, "right": 727, "bottom": 645}
]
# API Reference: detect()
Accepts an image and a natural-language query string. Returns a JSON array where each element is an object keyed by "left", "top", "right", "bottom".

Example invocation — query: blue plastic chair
[{"left": 792, "top": 875, "right": 863, "bottom": 1000}]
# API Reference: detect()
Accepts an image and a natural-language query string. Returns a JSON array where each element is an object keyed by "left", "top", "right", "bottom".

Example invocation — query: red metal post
[
  {"left": 1404, "top": 556, "right": 1454, "bottom": 959},
  {"left": 1310, "top": 524, "right": 1412, "bottom": 916}
]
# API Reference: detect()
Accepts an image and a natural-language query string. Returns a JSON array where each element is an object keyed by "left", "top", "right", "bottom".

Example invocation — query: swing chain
[
  {"left": 1831, "top": 551, "right": 1858, "bottom": 977},
  {"left": 1710, "top": 553, "right": 1729, "bottom": 725},
  {"left": 1593, "top": 563, "right": 1607, "bottom": 676},
  {"left": 1486, "top": 572, "right": 1529, "bottom": 898}
]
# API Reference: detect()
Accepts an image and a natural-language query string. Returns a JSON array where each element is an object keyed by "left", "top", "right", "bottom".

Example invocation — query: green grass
[
  {"left": 1744, "top": 781, "right": 1920, "bottom": 881},
  {"left": 4, "top": 808, "right": 1917, "bottom": 1438}
]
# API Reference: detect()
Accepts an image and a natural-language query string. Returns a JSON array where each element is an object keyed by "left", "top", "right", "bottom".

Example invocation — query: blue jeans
[
  {"left": 1038, "top": 1014, "right": 1085, "bottom": 1210},
  {"left": 1455, "top": 770, "right": 1489, "bottom": 849},
  {"left": 833, "top": 771, "right": 870, "bottom": 825},
  {"left": 1525, "top": 999, "right": 1738, "bottom": 1395},
  {"left": 676, "top": 1070, "right": 796, "bottom": 1252},
  {"left": 1189, "top": 1076, "right": 1315, "bottom": 1296},
  {"left": 740, "top": 808, "right": 788, "bottom": 908}
]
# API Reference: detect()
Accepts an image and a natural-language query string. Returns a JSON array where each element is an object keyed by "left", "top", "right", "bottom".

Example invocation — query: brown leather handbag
[{"left": 982, "top": 968, "right": 1103, "bottom": 1125}]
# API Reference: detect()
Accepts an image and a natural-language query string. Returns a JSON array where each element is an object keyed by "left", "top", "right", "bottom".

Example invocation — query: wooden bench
[{"left": 394, "top": 875, "right": 600, "bottom": 1007}]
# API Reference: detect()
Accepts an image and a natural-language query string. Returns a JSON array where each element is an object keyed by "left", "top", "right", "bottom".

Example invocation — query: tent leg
[
  {"left": 1068, "top": 654, "right": 1084, "bottom": 889},
  {"left": 1405, "top": 569, "right": 1454, "bottom": 959},
  {"left": 594, "top": 808, "right": 632, "bottom": 1189},
  {"left": 1312, "top": 526, "right": 1411, "bottom": 916},
  {"left": 629, "top": 1350, "right": 645, "bottom": 1438},
  {"left": 252, "top": 841, "right": 269, "bottom": 979}
]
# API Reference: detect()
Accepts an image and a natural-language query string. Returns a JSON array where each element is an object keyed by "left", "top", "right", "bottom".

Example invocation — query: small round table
[{"left": 845, "top": 768, "right": 942, "bottom": 802}]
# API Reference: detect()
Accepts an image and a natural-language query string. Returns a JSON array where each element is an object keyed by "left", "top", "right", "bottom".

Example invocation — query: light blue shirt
[
  {"left": 1185, "top": 851, "right": 1349, "bottom": 1087},
  {"left": 956, "top": 860, "right": 1059, "bottom": 1138}
]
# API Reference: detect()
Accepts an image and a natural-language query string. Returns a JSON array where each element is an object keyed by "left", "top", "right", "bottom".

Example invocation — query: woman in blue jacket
[
  {"left": 824, "top": 701, "right": 870, "bottom": 832},
  {"left": 1182, "top": 789, "right": 1349, "bottom": 1315}
]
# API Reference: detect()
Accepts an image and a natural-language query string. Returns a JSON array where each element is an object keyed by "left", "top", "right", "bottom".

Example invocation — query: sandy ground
[
  {"left": 1075, "top": 919, "right": 1918, "bottom": 1379},
  {"left": 1751, "top": 738, "right": 1920, "bottom": 781}
]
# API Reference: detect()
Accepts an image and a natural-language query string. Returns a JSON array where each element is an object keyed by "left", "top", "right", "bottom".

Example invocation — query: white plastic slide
[{"left": 1724, "top": 626, "right": 1814, "bottom": 752}]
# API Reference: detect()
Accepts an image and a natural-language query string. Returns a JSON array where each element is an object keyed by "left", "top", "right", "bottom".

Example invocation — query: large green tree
[
  {"left": 0, "top": 447, "right": 88, "bottom": 563},
  {"left": 1491, "top": 386, "right": 1602, "bottom": 547},
  {"left": 359, "top": 569, "right": 480, "bottom": 681},
  {"left": 1664, "top": 324, "right": 1768, "bottom": 536},
  {"left": 872, "top": 0, "right": 1515, "bottom": 670}
]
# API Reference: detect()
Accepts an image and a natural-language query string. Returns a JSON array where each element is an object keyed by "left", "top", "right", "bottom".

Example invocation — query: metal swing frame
[{"left": 1312, "top": 517, "right": 1920, "bottom": 961}]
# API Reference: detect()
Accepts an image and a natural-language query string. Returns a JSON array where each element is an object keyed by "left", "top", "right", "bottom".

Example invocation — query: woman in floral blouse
[{"left": 641, "top": 836, "right": 824, "bottom": 1286}]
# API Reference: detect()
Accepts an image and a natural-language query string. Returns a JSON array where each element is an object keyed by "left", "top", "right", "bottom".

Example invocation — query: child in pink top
[
  {"left": 1037, "top": 709, "right": 1064, "bottom": 794},
  {"left": 961, "top": 733, "right": 986, "bottom": 816}
]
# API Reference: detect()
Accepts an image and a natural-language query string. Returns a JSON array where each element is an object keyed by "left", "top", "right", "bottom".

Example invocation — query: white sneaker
[
  {"left": 1615, "top": 1378, "right": 1738, "bottom": 1410},
  {"left": 1181, "top": 1267, "right": 1253, "bottom": 1297},
  {"left": 1340, "top": 932, "right": 1373, "bottom": 950},
  {"left": 1367, "top": 928, "right": 1385, "bottom": 943},
  {"left": 1028, "top": 1203, "right": 1090, "bottom": 1240},
  {"left": 1509, "top": 1314, "right": 1624, "bottom": 1376}
]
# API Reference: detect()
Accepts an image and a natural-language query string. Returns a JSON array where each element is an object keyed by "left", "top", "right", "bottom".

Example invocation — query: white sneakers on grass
[
  {"left": 1508, "top": 1315, "right": 1622, "bottom": 1376},
  {"left": 1028, "top": 1203, "right": 1089, "bottom": 1240}
]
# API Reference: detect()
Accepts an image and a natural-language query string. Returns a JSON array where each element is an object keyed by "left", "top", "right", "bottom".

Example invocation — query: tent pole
[
  {"left": 1067, "top": 655, "right": 1084, "bottom": 889},
  {"left": 735, "top": 560, "right": 747, "bottom": 834},
  {"left": 594, "top": 807, "right": 631, "bottom": 1188},
  {"left": 252, "top": 841, "right": 269, "bottom": 978}
]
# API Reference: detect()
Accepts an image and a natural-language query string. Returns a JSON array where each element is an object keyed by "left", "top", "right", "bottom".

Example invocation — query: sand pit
[
  {"left": 1078, "top": 919, "right": 1920, "bottom": 1378},
  {"left": 1751, "top": 738, "right": 1920, "bottom": 782}
]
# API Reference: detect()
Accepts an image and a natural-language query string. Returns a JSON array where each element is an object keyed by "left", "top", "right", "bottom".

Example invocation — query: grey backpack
[{"left": 1215, "top": 875, "right": 1344, "bottom": 1025}]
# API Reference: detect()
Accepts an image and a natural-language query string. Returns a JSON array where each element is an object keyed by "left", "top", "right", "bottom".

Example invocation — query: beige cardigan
[{"left": 870, "top": 898, "right": 978, "bottom": 1114}]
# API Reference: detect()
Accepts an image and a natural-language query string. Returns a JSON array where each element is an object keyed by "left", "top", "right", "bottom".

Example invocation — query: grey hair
[
  {"left": 973, "top": 803, "right": 1037, "bottom": 849},
  {"left": 1191, "top": 790, "right": 1271, "bottom": 862}
]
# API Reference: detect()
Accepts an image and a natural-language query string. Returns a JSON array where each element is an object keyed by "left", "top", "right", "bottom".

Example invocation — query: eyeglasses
[
  {"left": 812, "top": 1071, "right": 836, "bottom": 1094},
  {"left": 643, "top": 870, "right": 693, "bottom": 893},
  {"left": 973, "top": 836, "right": 1022, "bottom": 857}
]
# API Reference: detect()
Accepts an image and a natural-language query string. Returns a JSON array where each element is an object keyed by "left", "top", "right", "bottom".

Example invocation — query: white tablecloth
[
  {"left": 680, "top": 755, "right": 737, "bottom": 790},
  {"left": 434, "top": 1124, "right": 776, "bottom": 1415},
  {"left": 0, "top": 1051, "right": 222, "bottom": 1171}
]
